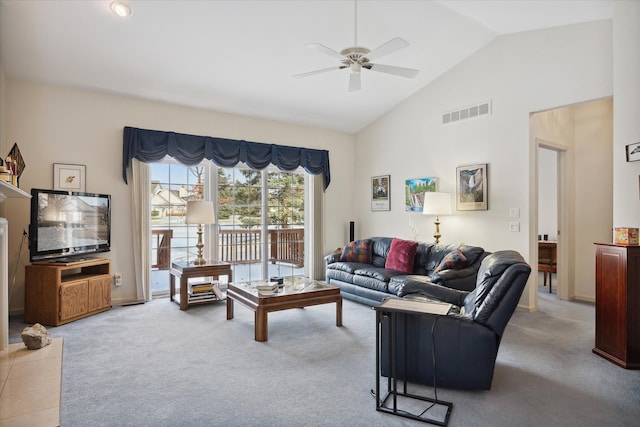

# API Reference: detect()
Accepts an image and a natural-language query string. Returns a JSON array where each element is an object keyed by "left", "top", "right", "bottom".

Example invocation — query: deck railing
[
  {"left": 152, "top": 227, "right": 304, "bottom": 269},
  {"left": 219, "top": 228, "right": 304, "bottom": 267},
  {"left": 151, "top": 229, "right": 173, "bottom": 270}
]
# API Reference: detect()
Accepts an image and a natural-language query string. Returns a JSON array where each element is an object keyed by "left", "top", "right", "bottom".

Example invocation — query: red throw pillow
[
  {"left": 385, "top": 238, "right": 418, "bottom": 273},
  {"left": 339, "top": 239, "right": 373, "bottom": 263}
]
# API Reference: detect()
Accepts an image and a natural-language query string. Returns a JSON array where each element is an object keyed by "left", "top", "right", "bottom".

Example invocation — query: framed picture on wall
[
  {"left": 371, "top": 175, "right": 390, "bottom": 211},
  {"left": 626, "top": 142, "right": 640, "bottom": 162},
  {"left": 405, "top": 177, "right": 438, "bottom": 212},
  {"left": 53, "top": 163, "right": 86, "bottom": 192},
  {"left": 456, "top": 163, "right": 488, "bottom": 211}
]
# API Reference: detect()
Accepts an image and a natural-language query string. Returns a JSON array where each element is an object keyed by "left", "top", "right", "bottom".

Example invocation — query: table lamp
[
  {"left": 185, "top": 200, "right": 215, "bottom": 265},
  {"left": 422, "top": 192, "right": 452, "bottom": 244}
]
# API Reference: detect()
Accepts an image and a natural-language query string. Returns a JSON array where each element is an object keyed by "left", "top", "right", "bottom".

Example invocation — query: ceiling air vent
[{"left": 442, "top": 100, "right": 492, "bottom": 125}]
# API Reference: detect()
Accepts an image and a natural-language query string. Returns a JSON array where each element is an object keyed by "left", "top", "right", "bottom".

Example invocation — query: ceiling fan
[{"left": 294, "top": 0, "right": 419, "bottom": 92}]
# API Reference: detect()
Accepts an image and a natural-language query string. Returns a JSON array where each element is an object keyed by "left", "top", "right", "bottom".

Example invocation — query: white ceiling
[{"left": 0, "top": 0, "right": 614, "bottom": 134}]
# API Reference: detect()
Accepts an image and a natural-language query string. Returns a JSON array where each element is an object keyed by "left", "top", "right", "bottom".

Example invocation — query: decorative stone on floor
[{"left": 21, "top": 323, "right": 52, "bottom": 349}]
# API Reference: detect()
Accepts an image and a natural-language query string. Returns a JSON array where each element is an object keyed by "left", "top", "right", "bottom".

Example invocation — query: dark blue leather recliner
[{"left": 380, "top": 250, "right": 531, "bottom": 390}]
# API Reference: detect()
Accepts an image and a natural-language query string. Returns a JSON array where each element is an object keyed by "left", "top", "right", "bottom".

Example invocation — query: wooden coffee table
[{"left": 226, "top": 279, "right": 342, "bottom": 342}]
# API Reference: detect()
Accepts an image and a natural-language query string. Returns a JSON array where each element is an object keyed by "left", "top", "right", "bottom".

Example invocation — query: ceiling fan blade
[
  {"left": 306, "top": 43, "right": 345, "bottom": 60},
  {"left": 366, "top": 37, "right": 410, "bottom": 61},
  {"left": 368, "top": 63, "right": 419, "bottom": 79},
  {"left": 293, "top": 66, "right": 343, "bottom": 78},
  {"left": 348, "top": 71, "right": 361, "bottom": 92}
]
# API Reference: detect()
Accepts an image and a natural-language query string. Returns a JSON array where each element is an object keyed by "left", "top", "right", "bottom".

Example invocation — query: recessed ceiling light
[{"left": 110, "top": 1, "right": 132, "bottom": 17}]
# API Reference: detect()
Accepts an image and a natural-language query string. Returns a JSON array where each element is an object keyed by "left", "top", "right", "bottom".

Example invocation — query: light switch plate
[{"left": 509, "top": 207, "right": 520, "bottom": 218}]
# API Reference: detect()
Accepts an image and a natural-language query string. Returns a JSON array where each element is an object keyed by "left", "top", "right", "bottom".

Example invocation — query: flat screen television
[{"left": 29, "top": 188, "right": 111, "bottom": 263}]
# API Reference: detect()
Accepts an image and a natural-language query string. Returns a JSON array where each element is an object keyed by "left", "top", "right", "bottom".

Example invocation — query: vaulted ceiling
[{"left": 0, "top": 1, "right": 613, "bottom": 133}]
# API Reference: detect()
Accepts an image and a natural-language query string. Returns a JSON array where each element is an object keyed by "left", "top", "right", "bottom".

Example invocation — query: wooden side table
[{"left": 169, "top": 261, "right": 232, "bottom": 310}]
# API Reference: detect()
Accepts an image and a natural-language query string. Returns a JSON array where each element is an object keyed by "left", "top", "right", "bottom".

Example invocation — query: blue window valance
[{"left": 122, "top": 126, "right": 331, "bottom": 190}]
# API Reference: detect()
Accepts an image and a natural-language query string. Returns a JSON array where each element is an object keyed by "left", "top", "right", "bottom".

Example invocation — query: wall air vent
[{"left": 442, "top": 100, "right": 492, "bottom": 125}]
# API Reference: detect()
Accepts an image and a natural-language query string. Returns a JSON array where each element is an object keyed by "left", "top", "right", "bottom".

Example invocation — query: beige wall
[
  {"left": 2, "top": 80, "right": 355, "bottom": 311},
  {"left": 613, "top": 2, "right": 640, "bottom": 228},
  {"left": 356, "top": 20, "right": 613, "bottom": 310}
]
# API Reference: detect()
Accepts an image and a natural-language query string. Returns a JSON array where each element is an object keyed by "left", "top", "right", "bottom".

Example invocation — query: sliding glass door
[
  {"left": 218, "top": 166, "right": 305, "bottom": 283},
  {"left": 149, "top": 159, "right": 306, "bottom": 296}
]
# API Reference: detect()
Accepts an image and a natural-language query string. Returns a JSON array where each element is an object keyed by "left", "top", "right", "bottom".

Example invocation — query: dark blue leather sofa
[{"left": 325, "top": 237, "right": 488, "bottom": 307}]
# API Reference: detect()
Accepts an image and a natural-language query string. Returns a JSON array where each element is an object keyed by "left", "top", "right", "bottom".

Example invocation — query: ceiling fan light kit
[{"left": 294, "top": 1, "right": 419, "bottom": 92}]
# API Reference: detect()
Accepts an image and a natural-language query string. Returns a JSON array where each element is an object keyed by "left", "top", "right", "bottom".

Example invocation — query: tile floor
[{"left": 0, "top": 337, "right": 62, "bottom": 427}]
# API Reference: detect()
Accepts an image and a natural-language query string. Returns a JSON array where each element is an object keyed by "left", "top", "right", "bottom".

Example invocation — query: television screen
[{"left": 29, "top": 188, "right": 111, "bottom": 262}]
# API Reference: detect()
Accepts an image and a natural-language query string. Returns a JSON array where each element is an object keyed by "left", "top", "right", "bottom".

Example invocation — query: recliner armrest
[{"left": 397, "top": 280, "right": 469, "bottom": 306}]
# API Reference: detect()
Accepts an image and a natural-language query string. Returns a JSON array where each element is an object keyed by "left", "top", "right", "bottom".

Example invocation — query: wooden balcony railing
[
  {"left": 152, "top": 227, "right": 304, "bottom": 269},
  {"left": 219, "top": 228, "right": 304, "bottom": 267},
  {"left": 151, "top": 229, "right": 173, "bottom": 270}
]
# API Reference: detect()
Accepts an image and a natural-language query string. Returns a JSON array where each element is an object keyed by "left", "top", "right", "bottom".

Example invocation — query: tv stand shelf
[{"left": 25, "top": 258, "right": 111, "bottom": 326}]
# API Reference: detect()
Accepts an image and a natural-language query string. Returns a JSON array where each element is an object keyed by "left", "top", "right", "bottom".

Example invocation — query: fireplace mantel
[{"left": 0, "top": 181, "right": 30, "bottom": 350}]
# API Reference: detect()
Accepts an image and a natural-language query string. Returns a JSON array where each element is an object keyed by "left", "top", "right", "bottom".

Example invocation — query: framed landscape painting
[
  {"left": 405, "top": 177, "right": 437, "bottom": 212},
  {"left": 371, "top": 175, "right": 390, "bottom": 211},
  {"left": 456, "top": 164, "right": 487, "bottom": 211}
]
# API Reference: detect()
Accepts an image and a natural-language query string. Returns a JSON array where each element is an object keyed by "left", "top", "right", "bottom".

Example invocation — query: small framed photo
[
  {"left": 456, "top": 163, "right": 488, "bottom": 211},
  {"left": 626, "top": 142, "right": 640, "bottom": 162},
  {"left": 371, "top": 175, "right": 390, "bottom": 211},
  {"left": 54, "top": 163, "right": 86, "bottom": 192}
]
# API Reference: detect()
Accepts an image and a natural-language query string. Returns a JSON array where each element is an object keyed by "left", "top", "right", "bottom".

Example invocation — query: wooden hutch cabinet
[
  {"left": 25, "top": 258, "right": 111, "bottom": 326},
  {"left": 593, "top": 243, "right": 640, "bottom": 369}
]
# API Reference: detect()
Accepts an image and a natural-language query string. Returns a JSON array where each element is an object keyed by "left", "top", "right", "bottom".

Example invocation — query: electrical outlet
[
  {"left": 114, "top": 273, "right": 123, "bottom": 286},
  {"left": 509, "top": 221, "right": 520, "bottom": 232}
]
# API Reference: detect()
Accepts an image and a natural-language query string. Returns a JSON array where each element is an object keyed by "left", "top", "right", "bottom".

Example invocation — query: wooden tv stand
[{"left": 25, "top": 258, "right": 111, "bottom": 326}]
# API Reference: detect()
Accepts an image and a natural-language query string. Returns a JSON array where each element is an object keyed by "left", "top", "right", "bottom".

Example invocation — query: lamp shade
[
  {"left": 422, "top": 192, "right": 452, "bottom": 216},
  {"left": 185, "top": 200, "right": 215, "bottom": 224}
]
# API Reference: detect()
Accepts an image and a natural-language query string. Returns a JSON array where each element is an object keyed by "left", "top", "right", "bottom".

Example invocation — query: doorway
[
  {"left": 537, "top": 146, "right": 560, "bottom": 297},
  {"left": 529, "top": 97, "right": 613, "bottom": 309}
]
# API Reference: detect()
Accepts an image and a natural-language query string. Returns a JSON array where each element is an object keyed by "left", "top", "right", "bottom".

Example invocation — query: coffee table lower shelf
[{"left": 172, "top": 290, "right": 227, "bottom": 307}]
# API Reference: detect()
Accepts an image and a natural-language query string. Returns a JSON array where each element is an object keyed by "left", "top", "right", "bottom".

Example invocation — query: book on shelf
[
  {"left": 189, "top": 287, "right": 213, "bottom": 294},
  {"left": 212, "top": 286, "right": 223, "bottom": 299},
  {"left": 188, "top": 282, "right": 214, "bottom": 294},
  {"left": 188, "top": 293, "right": 217, "bottom": 301}
]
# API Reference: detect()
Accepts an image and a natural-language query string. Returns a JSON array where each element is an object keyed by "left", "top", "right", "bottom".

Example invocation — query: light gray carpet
[{"left": 9, "top": 290, "right": 640, "bottom": 426}]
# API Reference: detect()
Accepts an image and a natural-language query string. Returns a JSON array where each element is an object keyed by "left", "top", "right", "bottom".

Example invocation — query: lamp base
[
  {"left": 192, "top": 224, "right": 207, "bottom": 265},
  {"left": 434, "top": 216, "right": 442, "bottom": 244},
  {"left": 192, "top": 257, "right": 207, "bottom": 266}
]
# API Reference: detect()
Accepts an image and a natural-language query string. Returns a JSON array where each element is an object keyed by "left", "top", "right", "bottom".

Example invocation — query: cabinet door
[
  {"left": 595, "top": 246, "right": 627, "bottom": 360},
  {"left": 88, "top": 276, "right": 111, "bottom": 312},
  {"left": 60, "top": 281, "right": 89, "bottom": 322}
]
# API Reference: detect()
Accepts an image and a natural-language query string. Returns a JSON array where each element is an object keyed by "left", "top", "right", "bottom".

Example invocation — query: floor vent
[{"left": 442, "top": 101, "right": 492, "bottom": 125}]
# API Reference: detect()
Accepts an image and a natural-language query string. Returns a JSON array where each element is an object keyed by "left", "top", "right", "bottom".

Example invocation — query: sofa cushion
[
  {"left": 352, "top": 274, "right": 389, "bottom": 293},
  {"left": 327, "top": 261, "right": 371, "bottom": 274},
  {"left": 435, "top": 249, "right": 467, "bottom": 273},
  {"left": 339, "top": 239, "right": 372, "bottom": 263},
  {"left": 385, "top": 238, "right": 418, "bottom": 273},
  {"left": 354, "top": 266, "right": 401, "bottom": 282}
]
